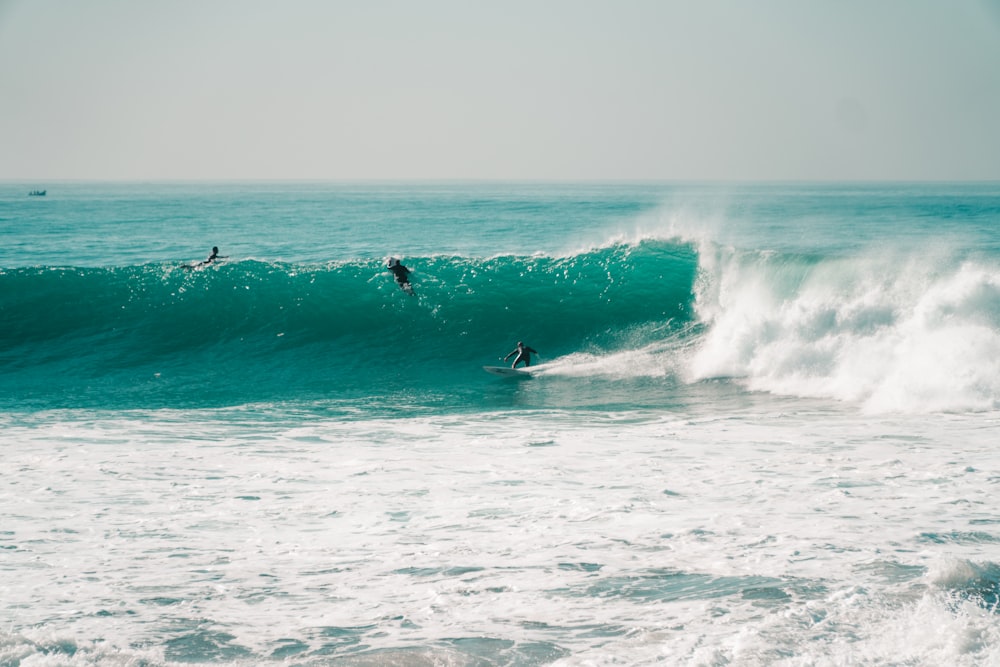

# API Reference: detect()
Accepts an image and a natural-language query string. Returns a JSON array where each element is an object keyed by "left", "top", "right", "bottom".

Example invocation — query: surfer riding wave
[
  {"left": 504, "top": 341, "right": 538, "bottom": 368},
  {"left": 387, "top": 257, "right": 414, "bottom": 294}
]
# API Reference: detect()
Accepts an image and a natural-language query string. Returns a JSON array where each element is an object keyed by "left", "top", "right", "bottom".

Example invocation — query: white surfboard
[{"left": 483, "top": 365, "right": 532, "bottom": 378}]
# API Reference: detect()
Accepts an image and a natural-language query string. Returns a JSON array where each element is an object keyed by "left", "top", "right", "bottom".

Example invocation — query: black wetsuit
[
  {"left": 505, "top": 344, "right": 538, "bottom": 368},
  {"left": 388, "top": 263, "right": 411, "bottom": 288},
  {"left": 203, "top": 248, "right": 226, "bottom": 265}
]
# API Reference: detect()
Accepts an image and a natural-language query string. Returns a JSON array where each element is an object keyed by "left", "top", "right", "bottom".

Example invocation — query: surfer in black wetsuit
[
  {"left": 387, "top": 257, "right": 414, "bottom": 293},
  {"left": 204, "top": 247, "right": 226, "bottom": 264},
  {"left": 182, "top": 246, "right": 227, "bottom": 269},
  {"left": 504, "top": 341, "right": 538, "bottom": 368}
]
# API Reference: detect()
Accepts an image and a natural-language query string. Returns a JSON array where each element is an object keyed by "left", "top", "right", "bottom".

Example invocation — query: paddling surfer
[
  {"left": 203, "top": 246, "right": 226, "bottom": 264},
  {"left": 183, "top": 246, "right": 227, "bottom": 269}
]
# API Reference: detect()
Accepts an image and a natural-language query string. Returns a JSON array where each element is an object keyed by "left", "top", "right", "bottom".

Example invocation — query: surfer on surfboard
[
  {"left": 182, "top": 246, "right": 227, "bottom": 269},
  {"left": 203, "top": 246, "right": 226, "bottom": 265},
  {"left": 504, "top": 341, "right": 538, "bottom": 369},
  {"left": 386, "top": 257, "right": 414, "bottom": 294}
]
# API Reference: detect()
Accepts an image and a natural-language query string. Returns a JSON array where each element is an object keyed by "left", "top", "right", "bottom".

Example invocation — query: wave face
[
  {"left": 7, "top": 236, "right": 1000, "bottom": 414},
  {"left": 3, "top": 182, "right": 999, "bottom": 414},
  {"left": 0, "top": 241, "right": 699, "bottom": 409}
]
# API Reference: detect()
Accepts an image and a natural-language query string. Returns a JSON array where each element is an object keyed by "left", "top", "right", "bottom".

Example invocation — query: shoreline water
[{"left": 3, "top": 406, "right": 999, "bottom": 665}]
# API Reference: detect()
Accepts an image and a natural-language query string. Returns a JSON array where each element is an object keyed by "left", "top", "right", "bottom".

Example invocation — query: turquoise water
[
  {"left": 2, "top": 182, "right": 1000, "bottom": 665},
  {"left": 3, "top": 182, "right": 999, "bottom": 413}
]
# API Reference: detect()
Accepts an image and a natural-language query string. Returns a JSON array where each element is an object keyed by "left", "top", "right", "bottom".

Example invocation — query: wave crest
[{"left": 687, "top": 246, "right": 1000, "bottom": 413}]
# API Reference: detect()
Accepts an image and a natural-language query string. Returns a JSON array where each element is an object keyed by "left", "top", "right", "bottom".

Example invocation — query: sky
[{"left": 2, "top": 0, "right": 999, "bottom": 181}]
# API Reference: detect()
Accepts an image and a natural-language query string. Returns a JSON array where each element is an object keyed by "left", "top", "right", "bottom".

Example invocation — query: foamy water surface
[{"left": 3, "top": 403, "right": 999, "bottom": 666}]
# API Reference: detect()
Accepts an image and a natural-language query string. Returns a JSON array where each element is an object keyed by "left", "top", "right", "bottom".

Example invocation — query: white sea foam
[
  {"left": 2, "top": 407, "right": 998, "bottom": 665},
  {"left": 687, "top": 244, "right": 1000, "bottom": 413}
]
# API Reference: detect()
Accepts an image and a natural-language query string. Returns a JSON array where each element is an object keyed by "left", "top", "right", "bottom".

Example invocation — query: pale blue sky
[{"left": 2, "top": 0, "right": 999, "bottom": 180}]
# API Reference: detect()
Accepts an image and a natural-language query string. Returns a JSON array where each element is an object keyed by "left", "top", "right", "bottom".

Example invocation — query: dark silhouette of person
[
  {"left": 204, "top": 247, "right": 226, "bottom": 264},
  {"left": 504, "top": 341, "right": 538, "bottom": 368},
  {"left": 182, "top": 246, "right": 227, "bottom": 269},
  {"left": 387, "top": 257, "right": 414, "bottom": 294}
]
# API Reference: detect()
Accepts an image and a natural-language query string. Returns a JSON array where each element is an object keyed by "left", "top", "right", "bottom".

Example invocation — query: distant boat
[{"left": 28, "top": 190, "right": 46, "bottom": 196}]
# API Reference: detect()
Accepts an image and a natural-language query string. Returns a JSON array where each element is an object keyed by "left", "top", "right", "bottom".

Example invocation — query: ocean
[{"left": 2, "top": 181, "right": 999, "bottom": 666}]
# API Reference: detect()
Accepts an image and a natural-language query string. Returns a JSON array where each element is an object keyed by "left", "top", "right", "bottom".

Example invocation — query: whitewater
[{"left": 2, "top": 182, "right": 999, "bottom": 666}]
